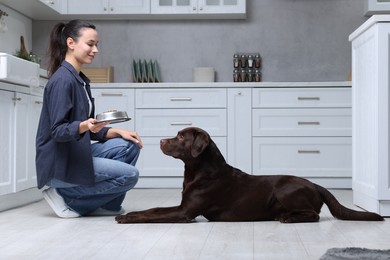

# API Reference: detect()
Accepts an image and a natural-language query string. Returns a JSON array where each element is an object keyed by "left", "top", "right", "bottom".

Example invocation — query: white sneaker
[
  {"left": 42, "top": 188, "right": 81, "bottom": 218},
  {"left": 88, "top": 207, "right": 125, "bottom": 216}
]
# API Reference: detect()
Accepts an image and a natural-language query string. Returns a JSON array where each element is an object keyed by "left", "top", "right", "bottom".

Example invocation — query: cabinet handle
[
  {"left": 297, "top": 121, "right": 320, "bottom": 125},
  {"left": 298, "top": 150, "right": 320, "bottom": 154},
  {"left": 170, "top": 97, "right": 192, "bottom": 101},
  {"left": 101, "top": 92, "right": 123, "bottom": 96},
  {"left": 35, "top": 101, "right": 43, "bottom": 104},
  {"left": 12, "top": 97, "right": 22, "bottom": 101},
  {"left": 170, "top": 122, "right": 193, "bottom": 126},
  {"left": 297, "top": 97, "right": 320, "bottom": 101}
]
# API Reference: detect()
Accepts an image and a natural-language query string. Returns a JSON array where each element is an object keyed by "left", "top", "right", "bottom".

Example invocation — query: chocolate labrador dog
[{"left": 116, "top": 127, "right": 384, "bottom": 223}]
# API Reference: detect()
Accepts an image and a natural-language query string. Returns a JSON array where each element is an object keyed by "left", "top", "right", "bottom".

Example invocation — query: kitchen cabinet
[
  {"left": 365, "top": 0, "right": 390, "bottom": 16},
  {"left": 92, "top": 82, "right": 351, "bottom": 189},
  {"left": 0, "top": 89, "right": 14, "bottom": 195},
  {"left": 151, "top": 0, "right": 246, "bottom": 17},
  {"left": 135, "top": 88, "right": 227, "bottom": 187},
  {"left": 67, "top": 0, "right": 150, "bottom": 15},
  {"left": 0, "top": 86, "right": 43, "bottom": 195},
  {"left": 349, "top": 14, "right": 390, "bottom": 215},
  {"left": 14, "top": 93, "right": 43, "bottom": 192},
  {"left": 251, "top": 87, "right": 352, "bottom": 188},
  {"left": 227, "top": 88, "right": 251, "bottom": 174},
  {"left": 39, "top": 0, "right": 67, "bottom": 14},
  {"left": 91, "top": 88, "right": 135, "bottom": 130}
]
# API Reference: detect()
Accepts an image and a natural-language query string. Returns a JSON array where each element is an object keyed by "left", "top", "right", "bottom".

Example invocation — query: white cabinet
[
  {"left": 134, "top": 88, "right": 227, "bottom": 187},
  {"left": 0, "top": 90, "right": 14, "bottom": 195},
  {"left": 227, "top": 88, "right": 251, "bottom": 173},
  {"left": 0, "top": 87, "right": 43, "bottom": 195},
  {"left": 67, "top": 0, "right": 150, "bottom": 14},
  {"left": 365, "top": 0, "right": 390, "bottom": 16},
  {"left": 349, "top": 15, "right": 390, "bottom": 215},
  {"left": 251, "top": 87, "right": 352, "bottom": 188},
  {"left": 92, "top": 83, "right": 351, "bottom": 189},
  {"left": 151, "top": 0, "right": 246, "bottom": 17},
  {"left": 39, "top": 0, "right": 68, "bottom": 14},
  {"left": 91, "top": 88, "right": 135, "bottom": 130},
  {"left": 14, "top": 93, "right": 43, "bottom": 192}
]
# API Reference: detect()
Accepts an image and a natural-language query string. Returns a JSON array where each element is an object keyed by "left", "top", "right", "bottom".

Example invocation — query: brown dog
[{"left": 116, "top": 127, "right": 384, "bottom": 223}]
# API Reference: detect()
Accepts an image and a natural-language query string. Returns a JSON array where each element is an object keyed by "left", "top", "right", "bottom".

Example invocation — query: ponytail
[
  {"left": 47, "top": 22, "right": 66, "bottom": 78},
  {"left": 47, "top": 20, "right": 96, "bottom": 77}
]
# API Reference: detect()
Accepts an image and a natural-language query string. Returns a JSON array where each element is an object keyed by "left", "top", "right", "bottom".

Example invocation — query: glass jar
[
  {"left": 254, "top": 54, "right": 261, "bottom": 69},
  {"left": 233, "top": 54, "right": 240, "bottom": 68}
]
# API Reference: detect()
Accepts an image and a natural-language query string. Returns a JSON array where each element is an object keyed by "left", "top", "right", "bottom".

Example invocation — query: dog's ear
[{"left": 191, "top": 130, "right": 210, "bottom": 158}]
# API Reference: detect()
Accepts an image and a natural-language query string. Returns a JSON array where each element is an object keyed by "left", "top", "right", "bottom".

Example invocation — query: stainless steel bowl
[{"left": 95, "top": 110, "right": 131, "bottom": 124}]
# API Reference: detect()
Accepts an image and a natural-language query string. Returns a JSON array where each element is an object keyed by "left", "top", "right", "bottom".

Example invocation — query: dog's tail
[{"left": 315, "top": 184, "right": 384, "bottom": 221}]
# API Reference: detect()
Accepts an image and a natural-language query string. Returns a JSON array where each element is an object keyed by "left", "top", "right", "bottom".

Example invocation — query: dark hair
[{"left": 47, "top": 19, "right": 96, "bottom": 77}]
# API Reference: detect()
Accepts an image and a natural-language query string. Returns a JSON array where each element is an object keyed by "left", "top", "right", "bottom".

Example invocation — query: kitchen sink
[{"left": 0, "top": 52, "right": 39, "bottom": 87}]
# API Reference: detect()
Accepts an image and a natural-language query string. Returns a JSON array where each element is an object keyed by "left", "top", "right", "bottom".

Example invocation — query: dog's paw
[{"left": 115, "top": 214, "right": 129, "bottom": 224}]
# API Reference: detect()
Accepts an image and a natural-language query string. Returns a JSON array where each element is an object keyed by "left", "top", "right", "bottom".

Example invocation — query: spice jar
[
  {"left": 240, "top": 69, "right": 248, "bottom": 82},
  {"left": 255, "top": 54, "right": 261, "bottom": 69},
  {"left": 233, "top": 69, "right": 240, "bottom": 82},
  {"left": 233, "top": 54, "right": 240, "bottom": 68},
  {"left": 240, "top": 54, "right": 247, "bottom": 68},
  {"left": 255, "top": 69, "right": 261, "bottom": 82},
  {"left": 247, "top": 55, "right": 254, "bottom": 68}
]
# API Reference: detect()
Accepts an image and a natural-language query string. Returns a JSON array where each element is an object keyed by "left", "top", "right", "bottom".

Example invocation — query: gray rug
[{"left": 320, "top": 247, "right": 390, "bottom": 260}]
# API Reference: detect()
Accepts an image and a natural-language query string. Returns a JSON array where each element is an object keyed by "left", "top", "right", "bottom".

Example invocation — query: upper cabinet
[
  {"left": 39, "top": 0, "right": 68, "bottom": 14},
  {"left": 151, "top": 0, "right": 246, "bottom": 18},
  {"left": 67, "top": 0, "right": 150, "bottom": 15},
  {"left": 0, "top": 0, "right": 245, "bottom": 20},
  {"left": 365, "top": 0, "right": 390, "bottom": 16}
]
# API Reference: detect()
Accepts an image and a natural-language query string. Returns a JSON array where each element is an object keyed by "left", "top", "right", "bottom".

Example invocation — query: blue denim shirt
[{"left": 35, "top": 61, "right": 110, "bottom": 189}]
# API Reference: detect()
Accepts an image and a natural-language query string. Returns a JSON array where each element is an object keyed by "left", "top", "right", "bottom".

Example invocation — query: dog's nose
[{"left": 160, "top": 139, "right": 167, "bottom": 145}]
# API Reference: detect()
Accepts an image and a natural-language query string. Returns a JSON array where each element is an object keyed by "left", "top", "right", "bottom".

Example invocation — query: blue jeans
[{"left": 54, "top": 138, "right": 140, "bottom": 215}]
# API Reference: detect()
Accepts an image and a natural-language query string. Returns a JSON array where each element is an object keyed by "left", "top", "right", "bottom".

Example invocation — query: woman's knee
[
  {"left": 94, "top": 138, "right": 140, "bottom": 164},
  {"left": 122, "top": 167, "right": 139, "bottom": 189}
]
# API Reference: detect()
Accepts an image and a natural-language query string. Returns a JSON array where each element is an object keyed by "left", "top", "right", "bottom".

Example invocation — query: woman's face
[{"left": 67, "top": 27, "right": 99, "bottom": 67}]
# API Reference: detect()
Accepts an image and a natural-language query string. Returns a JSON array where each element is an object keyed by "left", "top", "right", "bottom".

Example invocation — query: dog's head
[{"left": 160, "top": 127, "right": 210, "bottom": 160}]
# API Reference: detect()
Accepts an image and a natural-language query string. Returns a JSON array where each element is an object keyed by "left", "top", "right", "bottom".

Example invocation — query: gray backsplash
[{"left": 32, "top": 0, "right": 367, "bottom": 83}]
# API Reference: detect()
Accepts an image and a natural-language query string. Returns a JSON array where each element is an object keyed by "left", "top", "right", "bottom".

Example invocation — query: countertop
[
  {"left": 91, "top": 81, "right": 352, "bottom": 89},
  {"left": 349, "top": 14, "right": 390, "bottom": 41}
]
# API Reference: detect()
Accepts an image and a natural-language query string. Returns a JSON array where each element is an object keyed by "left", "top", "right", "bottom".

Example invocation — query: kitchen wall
[
  {"left": 31, "top": 0, "right": 367, "bottom": 83},
  {"left": 0, "top": 4, "right": 32, "bottom": 56}
]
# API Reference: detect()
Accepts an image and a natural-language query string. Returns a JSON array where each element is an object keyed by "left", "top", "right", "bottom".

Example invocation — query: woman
[{"left": 36, "top": 20, "right": 142, "bottom": 218}]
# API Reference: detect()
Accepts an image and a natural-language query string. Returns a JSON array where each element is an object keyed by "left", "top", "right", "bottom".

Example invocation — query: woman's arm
[{"left": 79, "top": 118, "right": 108, "bottom": 134}]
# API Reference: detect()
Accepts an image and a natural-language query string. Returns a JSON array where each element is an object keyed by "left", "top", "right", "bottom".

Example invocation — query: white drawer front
[
  {"left": 136, "top": 88, "right": 226, "bottom": 108},
  {"left": 91, "top": 89, "right": 135, "bottom": 130},
  {"left": 252, "top": 88, "right": 351, "bottom": 108},
  {"left": 252, "top": 108, "right": 352, "bottom": 137},
  {"left": 136, "top": 109, "right": 226, "bottom": 136},
  {"left": 252, "top": 137, "right": 351, "bottom": 178},
  {"left": 137, "top": 137, "right": 226, "bottom": 177}
]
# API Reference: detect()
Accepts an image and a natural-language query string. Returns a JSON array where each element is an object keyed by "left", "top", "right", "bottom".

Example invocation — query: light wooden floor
[{"left": 0, "top": 189, "right": 389, "bottom": 260}]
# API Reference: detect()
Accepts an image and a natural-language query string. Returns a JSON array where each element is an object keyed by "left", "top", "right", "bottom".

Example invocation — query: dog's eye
[{"left": 178, "top": 134, "right": 184, "bottom": 140}]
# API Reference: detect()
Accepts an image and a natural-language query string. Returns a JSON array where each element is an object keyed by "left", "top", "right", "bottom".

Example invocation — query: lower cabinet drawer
[
  {"left": 252, "top": 137, "right": 351, "bottom": 178},
  {"left": 137, "top": 137, "right": 227, "bottom": 177},
  {"left": 252, "top": 87, "right": 352, "bottom": 108},
  {"left": 252, "top": 108, "right": 352, "bottom": 137},
  {"left": 135, "top": 109, "right": 226, "bottom": 136}
]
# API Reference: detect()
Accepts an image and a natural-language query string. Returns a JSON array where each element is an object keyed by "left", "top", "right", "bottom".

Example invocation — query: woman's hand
[
  {"left": 106, "top": 128, "right": 143, "bottom": 149},
  {"left": 79, "top": 118, "right": 109, "bottom": 134}
]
